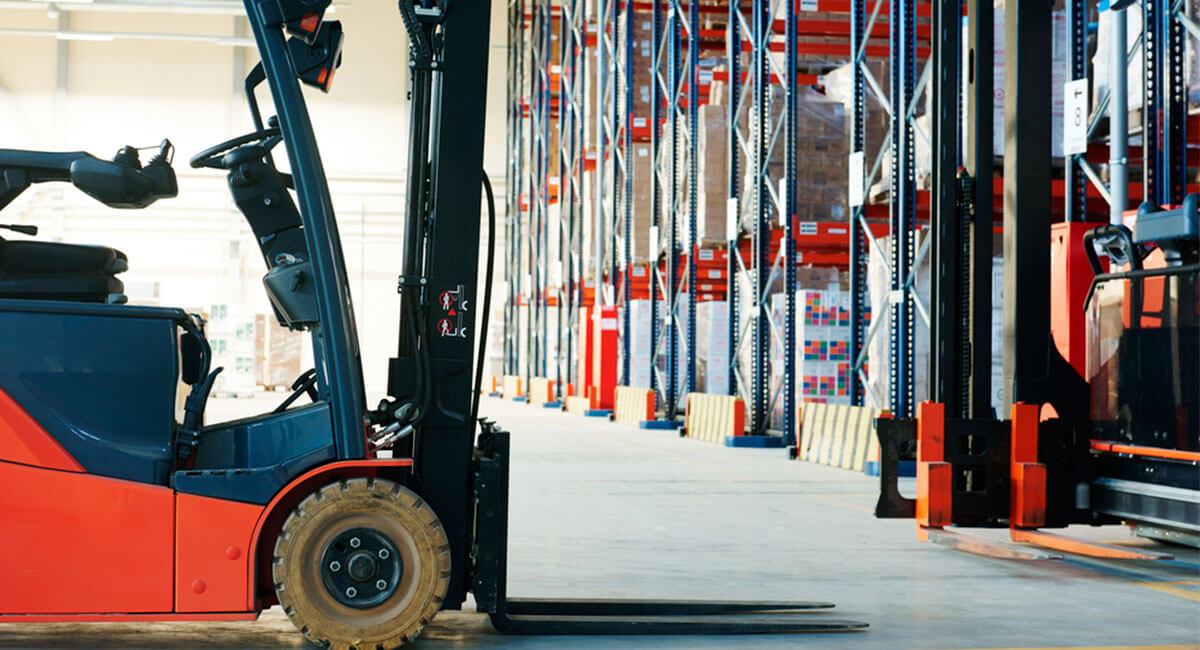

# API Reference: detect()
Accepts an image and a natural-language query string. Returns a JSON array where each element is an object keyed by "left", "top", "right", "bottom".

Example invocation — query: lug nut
[
  {"left": 349, "top": 537, "right": 361, "bottom": 548},
  {"left": 346, "top": 587, "right": 357, "bottom": 598},
  {"left": 376, "top": 579, "right": 387, "bottom": 590},
  {"left": 329, "top": 560, "right": 341, "bottom": 572},
  {"left": 378, "top": 549, "right": 390, "bottom": 559}
]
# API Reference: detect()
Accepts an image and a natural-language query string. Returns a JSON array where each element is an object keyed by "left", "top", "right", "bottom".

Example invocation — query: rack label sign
[
  {"left": 1063, "top": 79, "right": 1088, "bottom": 155},
  {"left": 726, "top": 198, "right": 738, "bottom": 241},
  {"left": 848, "top": 151, "right": 865, "bottom": 207}
]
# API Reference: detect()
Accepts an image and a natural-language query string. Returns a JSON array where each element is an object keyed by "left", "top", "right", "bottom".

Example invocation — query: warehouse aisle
[{"left": 1, "top": 395, "right": 1196, "bottom": 649}]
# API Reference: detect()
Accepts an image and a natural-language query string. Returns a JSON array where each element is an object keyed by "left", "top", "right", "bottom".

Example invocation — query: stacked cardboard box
[
  {"left": 766, "top": 288, "right": 855, "bottom": 427},
  {"left": 618, "top": 11, "right": 654, "bottom": 119},
  {"left": 825, "top": 58, "right": 937, "bottom": 204},
  {"left": 698, "top": 103, "right": 729, "bottom": 243},
  {"left": 795, "top": 88, "right": 848, "bottom": 222},
  {"left": 739, "top": 87, "right": 848, "bottom": 230},
  {"left": 824, "top": 59, "right": 890, "bottom": 167},
  {"left": 256, "top": 315, "right": 304, "bottom": 390},
  {"left": 796, "top": 290, "right": 853, "bottom": 405},
  {"left": 628, "top": 141, "right": 654, "bottom": 262},
  {"left": 208, "top": 303, "right": 257, "bottom": 398}
]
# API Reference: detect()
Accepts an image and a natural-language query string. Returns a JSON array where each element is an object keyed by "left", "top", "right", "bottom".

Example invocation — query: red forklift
[{"left": 0, "top": 2, "right": 864, "bottom": 647}]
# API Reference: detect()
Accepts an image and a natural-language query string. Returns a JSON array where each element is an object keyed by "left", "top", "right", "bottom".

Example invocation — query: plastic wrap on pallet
[
  {"left": 1193, "top": 0, "right": 1200, "bottom": 109},
  {"left": 825, "top": 60, "right": 890, "bottom": 176},
  {"left": 990, "top": 256, "right": 1004, "bottom": 416},
  {"left": 653, "top": 301, "right": 688, "bottom": 410},
  {"left": 1091, "top": 8, "right": 1145, "bottom": 127},
  {"left": 866, "top": 233, "right": 931, "bottom": 409},
  {"left": 739, "top": 87, "right": 847, "bottom": 231},
  {"left": 996, "top": 10, "right": 1067, "bottom": 156},
  {"left": 825, "top": 60, "right": 931, "bottom": 202},
  {"left": 626, "top": 300, "right": 654, "bottom": 389},
  {"left": 695, "top": 301, "right": 730, "bottom": 395}
]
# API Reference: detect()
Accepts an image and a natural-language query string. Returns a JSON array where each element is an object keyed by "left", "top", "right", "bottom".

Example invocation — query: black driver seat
[{"left": 0, "top": 238, "right": 128, "bottom": 303}]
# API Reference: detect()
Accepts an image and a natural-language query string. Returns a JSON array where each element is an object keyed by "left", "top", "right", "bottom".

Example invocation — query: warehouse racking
[{"left": 502, "top": 0, "right": 1195, "bottom": 444}]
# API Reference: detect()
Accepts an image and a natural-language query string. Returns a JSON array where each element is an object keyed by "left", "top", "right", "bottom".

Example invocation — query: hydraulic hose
[{"left": 470, "top": 172, "right": 497, "bottom": 432}]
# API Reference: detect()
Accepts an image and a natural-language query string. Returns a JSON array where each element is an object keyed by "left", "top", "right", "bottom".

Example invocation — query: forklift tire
[{"left": 272, "top": 477, "right": 451, "bottom": 649}]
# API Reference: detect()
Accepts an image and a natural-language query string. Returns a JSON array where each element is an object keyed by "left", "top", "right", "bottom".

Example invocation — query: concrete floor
[{"left": 2, "top": 394, "right": 1197, "bottom": 649}]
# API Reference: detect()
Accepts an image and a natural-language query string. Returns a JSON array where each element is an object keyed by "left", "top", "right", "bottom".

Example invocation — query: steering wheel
[
  {"left": 272, "top": 368, "right": 320, "bottom": 414},
  {"left": 190, "top": 128, "right": 282, "bottom": 170}
]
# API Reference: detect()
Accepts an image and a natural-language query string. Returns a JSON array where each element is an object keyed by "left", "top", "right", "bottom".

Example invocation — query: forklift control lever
[
  {"left": 0, "top": 223, "right": 37, "bottom": 236},
  {"left": 1083, "top": 224, "right": 1143, "bottom": 275},
  {"left": 0, "top": 139, "right": 178, "bottom": 212}
]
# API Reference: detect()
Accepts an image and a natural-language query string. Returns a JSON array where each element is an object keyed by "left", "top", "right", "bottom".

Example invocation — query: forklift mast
[
  {"left": 388, "top": 1, "right": 494, "bottom": 608},
  {"left": 385, "top": 1, "right": 867, "bottom": 634}
]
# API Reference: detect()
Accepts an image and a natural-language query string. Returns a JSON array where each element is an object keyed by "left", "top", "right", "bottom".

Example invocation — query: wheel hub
[{"left": 320, "top": 527, "right": 403, "bottom": 609}]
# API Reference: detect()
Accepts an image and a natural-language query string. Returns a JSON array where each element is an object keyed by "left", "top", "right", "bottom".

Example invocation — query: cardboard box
[
  {"left": 628, "top": 142, "right": 654, "bottom": 262},
  {"left": 208, "top": 303, "right": 257, "bottom": 397},
  {"left": 698, "top": 104, "right": 729, "bottom": 242},
  {"left": 266, "top": 319, "right": 304, "bottom": 389},
  {"left": 739, "top": 87, "right": 848, "bottom": 228}
]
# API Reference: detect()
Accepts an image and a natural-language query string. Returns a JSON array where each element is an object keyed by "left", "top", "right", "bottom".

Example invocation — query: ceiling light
[{"left": 56, "top": 31, "right": 114, "bottom": 41}]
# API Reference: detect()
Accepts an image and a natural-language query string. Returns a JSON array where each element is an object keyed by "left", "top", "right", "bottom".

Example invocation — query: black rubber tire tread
[{"left": 273, "top": 477, "right": 450, "bottom": 650}]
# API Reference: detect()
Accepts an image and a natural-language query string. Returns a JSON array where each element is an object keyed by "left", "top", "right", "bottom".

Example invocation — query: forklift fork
[{"left": 471, "top": 423, "right": 869, "bottom": 635}]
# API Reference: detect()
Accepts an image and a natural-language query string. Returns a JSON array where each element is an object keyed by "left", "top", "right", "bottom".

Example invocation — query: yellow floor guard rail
[
  {"left": 502, "top": 375, "right": 523, "bottom": 399},
  {"left": 684, "top": 393, "right": 745, "bottom": 444},
  {"left": 529, "top": 377, "right": 554, "bottom": 405},
  {"left": 613, "top": 386, "right": 654, "bottom": 426},
  {"left": 797, "top": 402, "right": 883, "bottom": 471},
  {"left": 564, "top": 395, "right": 590, "bottom": 414}
]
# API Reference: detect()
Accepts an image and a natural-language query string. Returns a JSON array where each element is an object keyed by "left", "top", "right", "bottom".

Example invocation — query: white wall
[{"left": 0, "top": 2, "right": 509, "bottom": 398}]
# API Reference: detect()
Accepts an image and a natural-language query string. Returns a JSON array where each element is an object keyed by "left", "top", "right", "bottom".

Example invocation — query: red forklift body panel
[
  {"left": 0, "top": 387, "right": 83, "bottom": 472},
  {"left": 1049, "top": 222, "right": 1107, "bottom": 378},
  {"left": 175, "top": 494, "right": 265, "bottom": 613},
  {"left": 0, "top": 460, "right": 174, "bottom": 614}
]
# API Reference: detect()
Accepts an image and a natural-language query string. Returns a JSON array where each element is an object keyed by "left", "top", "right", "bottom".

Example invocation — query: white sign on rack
[
  {"left": 1063, "top": 78, "right": 1088, "bottom": 155},
  {"left": 778, "top": 178, "right": 788, "bottom": 228},
  {"left": 849, "top": 150, "right": 865, "bottom": 207},
  {"left": 726, "top": 197, "right": 738, "bottom": 241}
]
